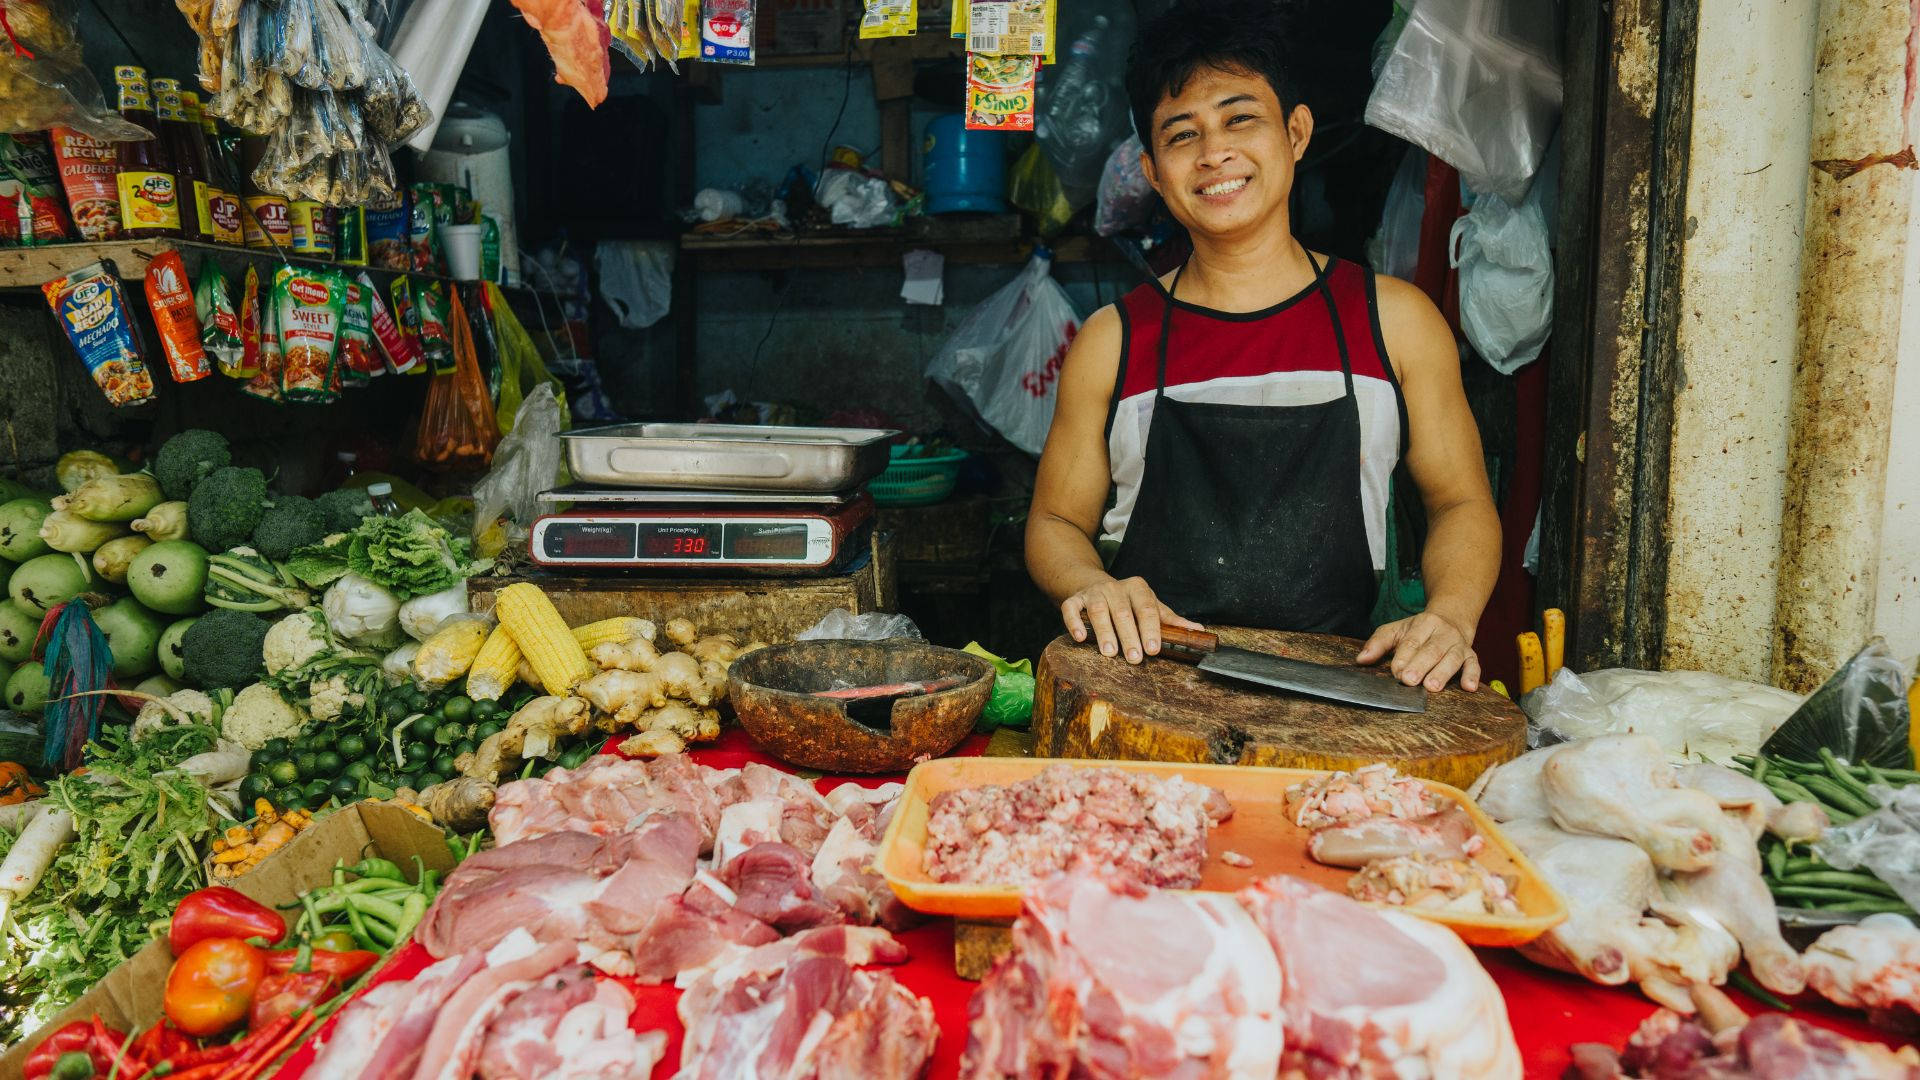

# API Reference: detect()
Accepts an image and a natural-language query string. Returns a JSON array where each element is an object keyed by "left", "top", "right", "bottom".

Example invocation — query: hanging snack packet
[
  {"left": 861, "top": 0, "right": 916, "bottom": 39},
  {"left": 143, "top": 250, "right": 212, "bottom": 383},
  {"left": 244, "top": 274, "right": 284, "bottom": 402},
  {"left": 340, "top": 279, "right": 383, "bottom": 382},
  {"left": 1, "top": 133, "right": 73, "bottom": 245},
  {"left": 389, "top": 276, "right": 429, "bottom": 374},
  {"left": 367, "top": 196, "right": 410, "bottom": 270},
  {"left": 237, "top": 264, "right": 265, "bottom": 378},
  {"left": 48, "top": 127, "right": 121, "bottom": 241},
  {"left": 275, "top": 267, "right": 345, "bottom": 403},
  {"left": 966, "top": 52, "right": 1038, "bottom": 130},
  {"left": 364, "top": 272, "right": 423, "bottom": 374},
  {"left": 417, "top": 281, "right": 456, "bottom": 375},
  {"left": 408, "top": 183, "right": 441, "bottom": 273},
  {"left": 195, "top": 261, "right": 246, "bottom": 377},
  {"left": 700, "top": 0, "right": 756, "bottom": 63},
  {"left": 42, "top": 260, "right": 156, "bottom": 407}
]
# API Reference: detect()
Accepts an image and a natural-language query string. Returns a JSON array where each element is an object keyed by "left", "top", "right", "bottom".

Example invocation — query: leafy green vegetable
[{"left": 292, "top": 510, "right": 487, "bottom": 600}]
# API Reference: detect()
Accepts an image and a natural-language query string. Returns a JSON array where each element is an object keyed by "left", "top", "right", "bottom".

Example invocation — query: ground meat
[
  {"left": 1285, "top": 763, "right": 1440, "bottom": 829},
  {"left": 922, "top": 766, "right": 1232, "bottom": 889},
  {"left": 1346, "top": 854, "right": 1520, "bottom": 915}
]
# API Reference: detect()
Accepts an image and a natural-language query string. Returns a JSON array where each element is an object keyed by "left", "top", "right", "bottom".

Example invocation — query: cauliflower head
[
  {"left": 308, "top": 673, "right": 368, "bottom": 723},
  {"left": 264, "top": 609, "right": 333, "bottom": 675},
  {"left": 131, "top": 689, "right": 221, "bottom": 741},
  {"left": 221, "top": 683, "right": 310, "bottom": 749}
]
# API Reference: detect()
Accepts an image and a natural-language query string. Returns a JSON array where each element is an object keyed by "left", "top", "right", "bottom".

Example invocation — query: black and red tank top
[{"left": 1100, "top": 257, "right": 1409, "bottom": 571}]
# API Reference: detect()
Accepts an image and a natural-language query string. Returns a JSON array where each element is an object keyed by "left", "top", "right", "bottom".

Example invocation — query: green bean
[
  {"left": 1732, "top": 754, "right": 1757, "bottom": 766},
  {"left": 1799, "top": 775, "right": 1875, "bottom": 818},
  {"left": 1827, "top": 898, "right": 1918, "bottom": 914},
  {"left": 1751, "top": 756, "right": 1771, "bottom": 784},
  {"left": 1762, "top": 776, "right": 1822, "bottom": 804},
  {"left": 1771, "top": 884, "right": 1895, "bottom": 905},
  {"left": 1820, "top": 749, "right": 1881, "bottom": 807},
  {"left": 1728, "top": 970, "right": 1791, "bottom": 1012},
  {"left": 1781, "top": 857, "right": 1827, "bottom": 875},
  {"left": 1775, "top": 871, "right": 1899, "bottom": 896},
  {"left": 1764, "top": 842, "right": 1788, "bottom": 880}
]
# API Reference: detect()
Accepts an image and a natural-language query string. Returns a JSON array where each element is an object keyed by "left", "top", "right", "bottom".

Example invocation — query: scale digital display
[
  {"left": 638, "top": 524, "right": 723, "bottom": 559},
  {"left": 541, "top": 523, "right": 635, "bottom": 560},
  {"left": 725, "top": 523, "right": 809, "bottom": 560},
  {"left": 533, "top": 515, "right": 837, "bottom": 568}
]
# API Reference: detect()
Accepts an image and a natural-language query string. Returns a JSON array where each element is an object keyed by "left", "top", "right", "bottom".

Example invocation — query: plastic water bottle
[
  {"left": 367, "top": 481, "right": 400, "bottom": 517},
  {"left": 1036, "top": 16, "right": 1114, "bottom": 190}
]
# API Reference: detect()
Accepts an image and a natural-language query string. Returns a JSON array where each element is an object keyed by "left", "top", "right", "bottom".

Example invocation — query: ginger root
[
  {"left": 699, "top": 659, "right": 729, "bottom": 702},
  {"left": 664, "top": 618, "right": 698, "bottom": 647},
  {"left": 651, "top": 651, "right": 711, "bottom": 705},
  {"left": 417, "top": 776, "right": 497, "bottom": 832},
  {"left": 460, "top": 695, "right": 592, "bottom": 782},
  {"left": 591, "top": 633, "right": 661, "bottom": 672},
  {"left": 616, "top": 702, "right": 720, "bottom": 757},
  {"left": 580, "top": 669, "right": 670, "bottom": 725},
  {"left": 686, "top": 635, "right": 742, "bottom": 664}
]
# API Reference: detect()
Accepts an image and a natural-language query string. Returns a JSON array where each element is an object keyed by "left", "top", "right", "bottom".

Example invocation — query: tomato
[{"left": 163, "top": 937, "right": 266, "bottom": 1037}]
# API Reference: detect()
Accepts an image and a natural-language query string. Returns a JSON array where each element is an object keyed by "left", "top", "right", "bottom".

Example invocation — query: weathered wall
[
  {"left": 1657, "top": 0, "right": 1815, "bottom": 680},
  {"left": 1874, "top": 182, "right": 1920, "bottom": 662}
]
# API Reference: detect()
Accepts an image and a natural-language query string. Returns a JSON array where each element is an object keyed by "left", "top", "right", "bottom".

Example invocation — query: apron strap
[
  {"left": 1151, "top": 263, "right": 1187, "bottom": 402},
  {"left": 1304, "top": 250, "right": 1358, "bottom": 403}
]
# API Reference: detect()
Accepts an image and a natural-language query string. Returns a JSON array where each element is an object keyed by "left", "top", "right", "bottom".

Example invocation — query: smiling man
[{"left": 1024, "top": 0, "right": 1500, "bottom": 692}]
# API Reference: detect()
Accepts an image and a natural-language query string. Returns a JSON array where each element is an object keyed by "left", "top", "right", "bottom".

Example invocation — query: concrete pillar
[{"left": 1773, "top": 0, "right": 1915, "bottom": 690}]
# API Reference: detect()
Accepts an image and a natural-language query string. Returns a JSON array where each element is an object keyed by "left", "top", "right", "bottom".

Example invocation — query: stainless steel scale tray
[
  {"left": 560, "top": 423, "right": 897, "bottom": 493},
  {"left": 538, "top": 485, "right": 855, "bottom": 507}
]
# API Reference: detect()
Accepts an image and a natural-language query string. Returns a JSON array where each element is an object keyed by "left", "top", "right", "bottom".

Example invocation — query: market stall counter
[{"left": 262, "top": 728, "right": 1904, "bottom": 1080}]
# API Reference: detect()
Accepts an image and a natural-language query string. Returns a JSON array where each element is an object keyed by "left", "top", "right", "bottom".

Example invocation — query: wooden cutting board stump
[{"left": 1031, "top": 629, "right": 1525, "bottom": 790}]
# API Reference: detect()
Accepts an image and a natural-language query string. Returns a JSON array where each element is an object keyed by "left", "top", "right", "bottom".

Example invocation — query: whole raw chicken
[{"left": 1539, "top": 735, "right": 1728, "bottom": 871}]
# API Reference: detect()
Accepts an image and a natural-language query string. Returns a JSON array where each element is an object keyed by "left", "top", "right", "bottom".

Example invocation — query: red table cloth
[{"left": 274, "top": 728, "right": 1905, "bottom": 1079}]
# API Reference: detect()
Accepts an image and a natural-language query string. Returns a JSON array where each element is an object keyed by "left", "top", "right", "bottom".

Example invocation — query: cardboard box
[{"left": 0, "top": 803, "right": 453, "bottom": 1079}]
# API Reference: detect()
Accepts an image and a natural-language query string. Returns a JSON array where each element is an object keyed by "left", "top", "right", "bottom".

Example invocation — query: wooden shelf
[
  {"left": 681, "top": 232, "right": 1122, "bottom": 271},
  {"left": 0, "top": 238, "right": 562, "bottom": 296}
]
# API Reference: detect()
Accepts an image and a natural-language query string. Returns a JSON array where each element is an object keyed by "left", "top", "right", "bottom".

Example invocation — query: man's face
[{"left": 1140, "top": 65, "right": 1312, "bottom": 241}]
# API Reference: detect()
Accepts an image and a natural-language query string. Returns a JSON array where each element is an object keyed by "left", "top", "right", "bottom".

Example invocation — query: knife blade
[{"left": 1156, "top": 627, "right": 1427, "bottom": 713}]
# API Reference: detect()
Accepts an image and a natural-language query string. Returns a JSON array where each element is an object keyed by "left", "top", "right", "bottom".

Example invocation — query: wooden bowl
[{"left": 728, "top": 641, "right": 995, "bottom": 773}]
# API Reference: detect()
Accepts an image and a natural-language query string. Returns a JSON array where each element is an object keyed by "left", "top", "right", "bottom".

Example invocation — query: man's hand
[
  {"left": 1357, "top": 611, "right": 1481, "bottom": 692},
  {"left": 1061, "top": 576, "right": 1202, "bottom": 665}
]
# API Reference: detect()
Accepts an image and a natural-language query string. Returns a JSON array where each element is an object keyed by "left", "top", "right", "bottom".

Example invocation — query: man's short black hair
[{"left": 1127, "top": 0, "right": 1305, "bottom": 156}]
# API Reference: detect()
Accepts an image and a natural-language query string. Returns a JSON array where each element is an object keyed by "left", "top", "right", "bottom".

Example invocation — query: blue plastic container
[{"left": 924, "top": 114, "right": 1008, "bottom": 215}]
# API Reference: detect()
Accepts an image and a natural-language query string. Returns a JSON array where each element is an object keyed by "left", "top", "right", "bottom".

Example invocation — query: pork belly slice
[
  {"left": 962, "top": 870, "right": 1283, "bottom": 1080},
  {"left": 476, "top": 966, "right": 668, "bottom": 1080},
  {"left": 491, "top": 753, "right": 724, "bottom": 849}
]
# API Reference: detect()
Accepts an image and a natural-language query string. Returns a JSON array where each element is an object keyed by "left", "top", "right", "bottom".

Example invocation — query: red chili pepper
[
  {"left": 168, "top": 888, "right": 286, "bottom": 956},
  {"left": 262, "top": 947, "right": 379, "bottom": 982},
  {"left": 247, "top": 971, "right": 335, "bottom": 1030},
  {"left": 22, "top": 1021, "right": 109, "bottom": 1080}
]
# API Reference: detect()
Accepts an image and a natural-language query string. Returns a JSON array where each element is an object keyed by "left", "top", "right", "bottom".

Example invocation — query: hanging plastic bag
[
  {"left": 471, "top": 383, "right": 563, "bottom": 556},
  {"left": 926, "top": 254, "right": 1082, "bottom": 456},
  {"left": 482, "top": 283, "right": 567, "bottom": 435},
  {"left": 1009, "top": 143, "right": 1074, "bottom": 238},
  {"left": 1367, "top": 146, "right": 1427, "bottom": 281},
  {"left": 1450, "top": 186, "right": 1552, "bottom": 373},
  {"left": 1094, "top": 135, "right": 1154, "bottom": 237},
  {"left": 594, "top": 240, "right": 674, "bottom": 329},
  {"left": 1523, "top": 667, "right": 1803, "bottom": 760},
  {"left": 1365, "top": 0, "right": 1562, "bottom": 204},
  {"left": 1035, "top": 11, "right": 1131, "bottom": 205},
  {"left": 0, "top": 1, "right": 153, "bottom": 142},
  {"left": 1763, "top": 638, "right": 1915, "bottom": 770},
  {"left": 1815, "top": 787, "right": 1920, "bottom": 911},
  {"left": 415, "top": 287, "right": 500, "bottom": 469}
]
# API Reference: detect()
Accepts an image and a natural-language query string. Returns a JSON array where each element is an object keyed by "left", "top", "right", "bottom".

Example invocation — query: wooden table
[{"left": 1031, "top": 628, "right": 1528, "bottom": 790}]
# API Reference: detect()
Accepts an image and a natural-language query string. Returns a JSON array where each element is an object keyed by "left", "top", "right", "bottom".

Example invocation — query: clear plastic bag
[
  {"left": 925, "top": 254, "right": 1082, "bottom": 455},
  {"left": 1365, "top": 0, "right": 1563, "bottom": 204},
  {"left": 1366, "top": 146, "right": 1427, "bottom": 280},
  {"left": 1094, "top": 135, "right": 1154, "bottom": 237},
  {"left": 472, "top": 383, "right": 563, "bottom": 551},
  {"left": 0, "top": 1, "right": 153, "bottom": 141},
  {"left": 1815, "top": 785, "right": 1920, "bottom": 910},
  {"left": 1763, "top": 638, "right": 1914, "bottom": 769},
  {"left": 796, "top": 609, "right": 923, "bottom": 641},
  {"left": 1035, "top": 11, "right": 1131, "bottom": 205},
  {"left": 1523, "top": 667, "right": 1804, "bottom": 760},
  {"left": 1450, "top": 185, "right": 1552, "bottom": 373}
]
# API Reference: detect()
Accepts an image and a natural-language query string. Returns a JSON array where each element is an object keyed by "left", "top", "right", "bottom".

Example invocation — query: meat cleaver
[{"left": 1154, "top": 627, "right": 1427, "bottom": 713}]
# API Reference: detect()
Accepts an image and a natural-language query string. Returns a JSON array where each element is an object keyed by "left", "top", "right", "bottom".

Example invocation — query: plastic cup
[{"left": 442, "top": 224, "right": 484, "bottom": 280}]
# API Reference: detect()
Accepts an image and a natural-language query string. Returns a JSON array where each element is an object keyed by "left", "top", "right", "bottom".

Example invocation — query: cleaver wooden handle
[{"left": 1156, "top": 626, "right": 1221, "bottom": 663}]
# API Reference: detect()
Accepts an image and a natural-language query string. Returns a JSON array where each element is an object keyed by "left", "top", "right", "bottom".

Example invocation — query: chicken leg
[
  {"left": 1659, "top": 809, "right": 1807, "bottom": 996},
  {"left": 1540, "top": 735, "right": 1726, "bottom": 871}
]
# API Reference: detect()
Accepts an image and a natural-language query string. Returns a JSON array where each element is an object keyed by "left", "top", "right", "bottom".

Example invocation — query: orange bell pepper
[{"left": 163, "top": 937, "right": 266, "bottom": 1037}]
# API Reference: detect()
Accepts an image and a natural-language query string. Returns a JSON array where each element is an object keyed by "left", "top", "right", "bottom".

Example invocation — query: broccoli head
[
  {"left": 252, "top": 494, "right": 327, "bottom": 561},
  {"left": 313, "top": 487, "right": 374, "bottom": 534},
  {"left": 188, "top": 466, "right": 268, "bottom": 552},
  {"left": 179, "top": 607, "right": 271, "bottom": 688},
  {"left": 154, "top": 429, "right": 232, "bottom": 501}
]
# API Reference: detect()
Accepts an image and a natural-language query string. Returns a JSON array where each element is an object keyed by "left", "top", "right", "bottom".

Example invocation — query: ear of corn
[
  {"left": 496, "top": 583, "right": 593, "bottom": 694},
  {"left": 573, "top": 617, "right": 654, "bottom": 652},
  {"left": 466, "top": 624, "right": 522, "bottom": 702},
  {"left": 414, "top": 617, "right": 494, "bottom": 687}
]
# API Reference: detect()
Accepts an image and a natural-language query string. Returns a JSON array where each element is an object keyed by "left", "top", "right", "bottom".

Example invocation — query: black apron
[{"left": 1107, "top": 251, "right": 1378, "bottom": 637}]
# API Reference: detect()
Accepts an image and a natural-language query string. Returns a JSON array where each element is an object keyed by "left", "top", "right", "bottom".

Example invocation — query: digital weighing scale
[{"left": 530, "top": 487, "right": 876, "bottom": 574}]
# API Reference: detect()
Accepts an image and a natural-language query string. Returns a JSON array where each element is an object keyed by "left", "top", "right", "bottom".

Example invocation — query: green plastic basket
[{"left": 870, "top": 448, "right": 968, "bottom": 507}]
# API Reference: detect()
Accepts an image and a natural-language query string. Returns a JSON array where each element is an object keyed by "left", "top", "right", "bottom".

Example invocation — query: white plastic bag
[
  {"left": 796, "top": 609, "right": 922, "bottom": 641},
  {"left": 1450, "top": 186, "right": 1553, "bottom": 373},
  {"left": 473, "top": 384, "right": 564, "bottom": 543},
  {"left": 1523, "top": 667, "right": 1804, "bottom": 760},
  {"left": 815, "top": 164, "right": 898, "bottom": 229},
  {"left": 926, "top": 255, "right": 1083, "bottom": 455},
  {"left": 594, "top": 240, "right": 673, "bottom": 330},
  {"left": 1367, "top": 147, "right": 1427, "bottom": 281},
  {"left": 1365, "top": 0, "right": 1563, "bottom": 204}
]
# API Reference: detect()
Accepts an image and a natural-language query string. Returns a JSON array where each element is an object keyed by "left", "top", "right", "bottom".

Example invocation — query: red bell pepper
[
  {"left": 21, "top": 1017, "right": 122, "bottom": 1080},
  {"left": 263, "top": 946, "right": 379, "bottom": 982},
  {"left": 168, "top": 887, "right": 285, "bottom": 955},
  {"left": 163, "top": 938, "right": 266, "bottom": 1038},
  {"left": 248, "top": 970, "right": 336, "bottom": 1029}
]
